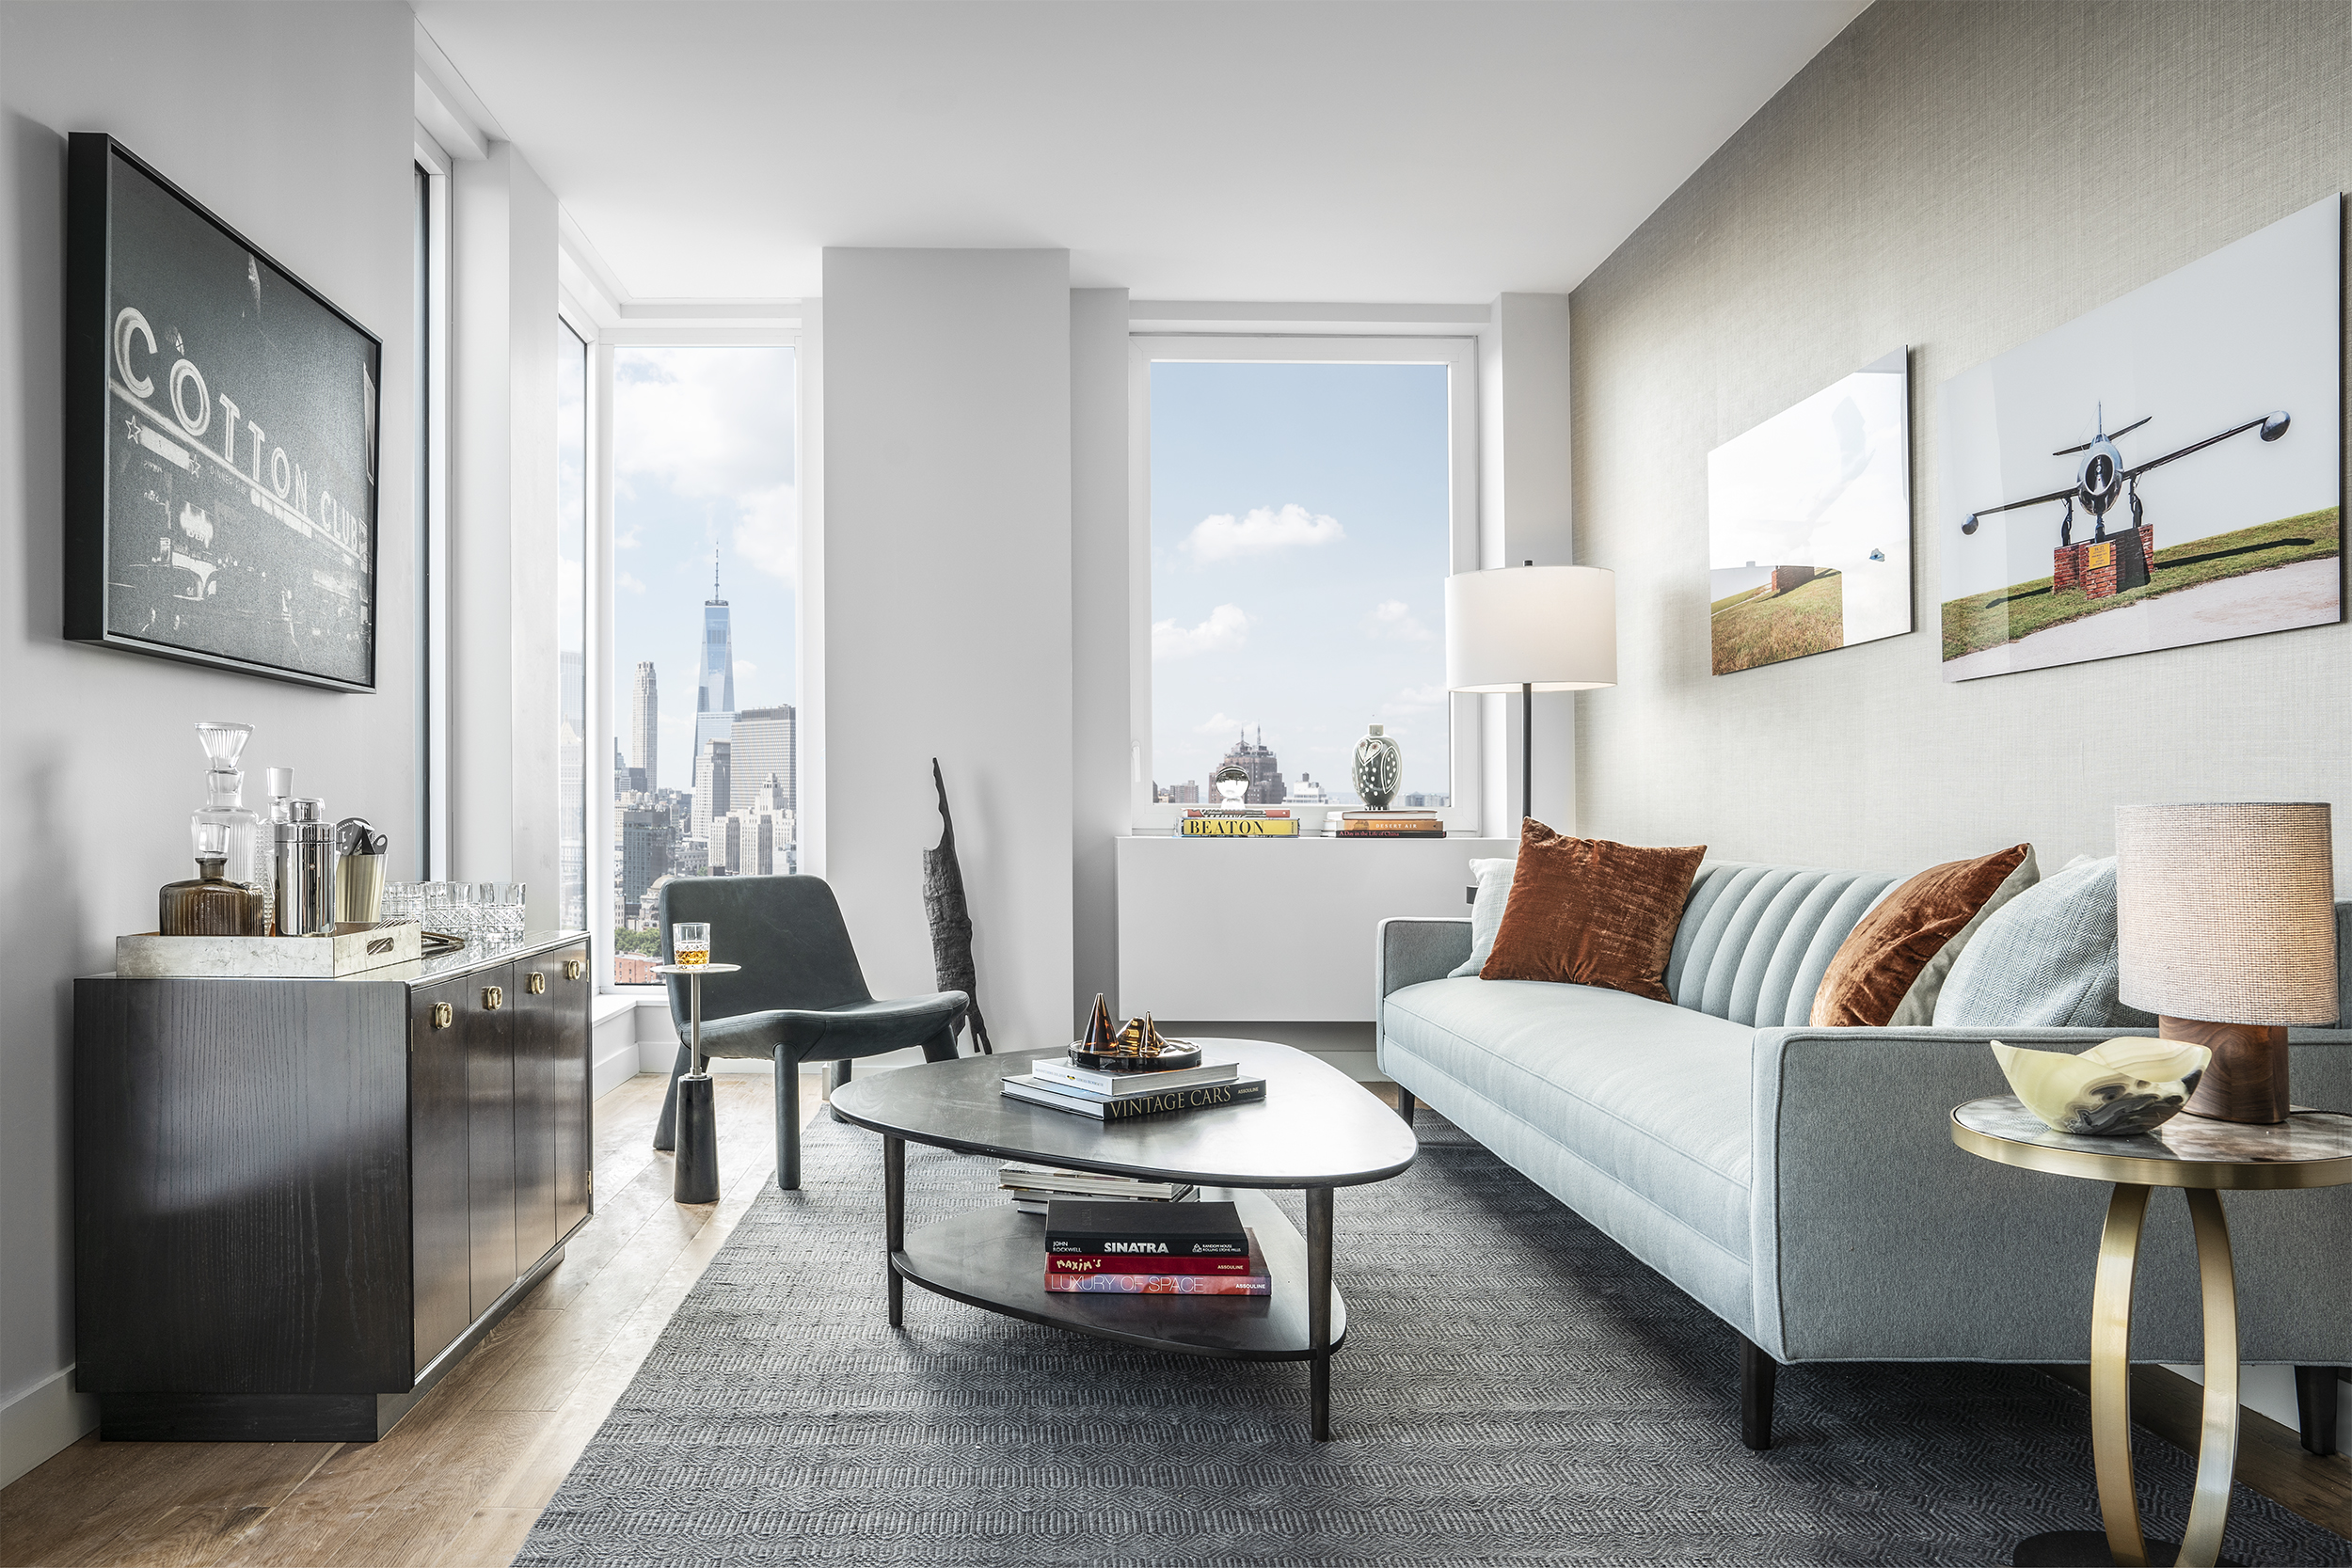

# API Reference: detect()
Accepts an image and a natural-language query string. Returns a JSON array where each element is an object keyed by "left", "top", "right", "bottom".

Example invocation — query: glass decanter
[
  {"left": 160, "top": 820, "right": 265, "bottom": 936},
  {"left": 191, "top": 721, "right": 266, "bottom": 920}
]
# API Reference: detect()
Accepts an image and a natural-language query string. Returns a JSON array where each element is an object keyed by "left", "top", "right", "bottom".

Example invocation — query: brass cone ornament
[{"left": 1082, "top": 992, "right": 1117, "bottom": 1050}]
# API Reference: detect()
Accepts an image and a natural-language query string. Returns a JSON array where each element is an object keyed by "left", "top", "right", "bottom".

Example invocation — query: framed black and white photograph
[{"left": 64, "top": 133, "right": 380, "bottom": 691}]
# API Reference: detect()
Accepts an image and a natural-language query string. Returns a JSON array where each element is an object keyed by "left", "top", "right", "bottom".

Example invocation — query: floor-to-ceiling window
[
  {"left": 607, "top": 345, "right": 798, "bottom": 983},
  {"left": 556, "top": 322, "right": 589, "bottom": 931}
]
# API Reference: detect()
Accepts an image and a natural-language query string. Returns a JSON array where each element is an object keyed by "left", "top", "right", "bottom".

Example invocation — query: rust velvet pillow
[
  {"left": 1478, "top": 823, "right": 1708, "bottom": 1002},
  {"left": 1809, "top": 844, "right": 2035, "bottom": 1027}
]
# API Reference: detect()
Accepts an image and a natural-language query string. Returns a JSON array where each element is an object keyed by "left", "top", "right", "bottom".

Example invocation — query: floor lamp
[{"left": 1444, "top": 563, "right": 1617, "bottom": 825}]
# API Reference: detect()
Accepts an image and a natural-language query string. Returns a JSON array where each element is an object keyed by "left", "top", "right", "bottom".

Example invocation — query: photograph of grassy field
[
  {"left": 1713, "top": 569, "right": 1843, "bottom": 674},
  {"left": 1941, "top": 508, "right": 2339, "bottom": 660}
]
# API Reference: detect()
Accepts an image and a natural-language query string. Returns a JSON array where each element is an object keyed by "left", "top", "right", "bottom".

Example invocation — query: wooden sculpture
[{"left": 923, "top": 758, "right": 993, "bottom": 1054}]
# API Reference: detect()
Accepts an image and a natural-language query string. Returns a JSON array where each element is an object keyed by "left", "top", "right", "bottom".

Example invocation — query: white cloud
[
  {"left": 1180, "top": 504, "right": 1344, "bottom": 564},
  {"left": 612, "top": 346, "right": 798, "bottom": 579},
  {"left": 1363, "top": 599, "right": 1433, "bottom": 641},
  {"left": 734, "top": 660, "right": 757, "bottom": 681},
  {"left": 731, "top": 483, "right": 799, "bottom": 584},
  {"left": 615, "top": 570, "right": 646, "bottom": 594},
  {"left": 1193, "top": 711, "right": 1254, "bottom": 736},
  {"left": 614, "top": 523, "right": 642, "bottom": 550},
  {"left": 1152, "top": 603, "right": 1248, "bottom": 660},
  {"left": 612, "top": 346, "right": 797, "bottom": 497},
  {"left": 1381, "top": 682, "right": 1450, "bottom": 719}
]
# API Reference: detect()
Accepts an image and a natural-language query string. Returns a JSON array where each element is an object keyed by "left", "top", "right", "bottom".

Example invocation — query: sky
[
  {"left": 610, "top": 346, "right": 799, "bottom": 795},
  {"left": 1938, "top": 196, "right": 2339, "bottom": 603},
  {"left": 1708, "top": 354, "right": 1910, "bottom": 647},
  {"left": 1151, "top": 360, "right": 1452, "bottom": 800}
]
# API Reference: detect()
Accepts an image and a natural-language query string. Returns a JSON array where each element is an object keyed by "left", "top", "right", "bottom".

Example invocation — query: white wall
[
  {"left": 1069, "top": 288, "right": 1129, "bottom": 1019},
  {"left": 817, "top": 249, "right": 1074, "bottom": 1046},
  {"left": 1570, "top": 1, "right": 2351, "bottom": 882},
  {"left": 449, "top": 142, "right": 561, "bottom": 924},
  {"left": 1477, "top": 293, "right": 1578, "bottom": 831},
  {"left": 0, "top": 0, "right": 418, "bottom": 1483}
]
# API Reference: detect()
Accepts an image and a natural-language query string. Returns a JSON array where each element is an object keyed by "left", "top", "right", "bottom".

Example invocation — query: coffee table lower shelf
[{"left": 891, "top": 1187, "right": 1347, "bottom": 1363}]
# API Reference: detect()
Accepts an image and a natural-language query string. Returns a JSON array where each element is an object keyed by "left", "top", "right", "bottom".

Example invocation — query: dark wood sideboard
[{"left": 73, "top": 930, "right": 595, "bottom": 1441}]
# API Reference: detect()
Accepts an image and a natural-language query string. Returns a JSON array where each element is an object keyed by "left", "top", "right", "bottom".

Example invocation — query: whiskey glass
[{"left": 672, "top": 922, "right": 711, "bottom": 966}]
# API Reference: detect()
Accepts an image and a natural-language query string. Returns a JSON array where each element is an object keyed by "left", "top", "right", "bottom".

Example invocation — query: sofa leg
[
  {"left": 1740, "top": 1336, "right": 1777, "bottom": 1451},
  {"left": 1396, "top": 1088, "right": 1416, "bottom": 1126},
  {"left": 2295, "top": 1365, "right": 2342, "bottom": 1456}
]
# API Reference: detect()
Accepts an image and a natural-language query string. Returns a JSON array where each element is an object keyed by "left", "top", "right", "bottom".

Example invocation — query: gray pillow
[
  {"left": 1933, "top": 856, "right": 2156, "bottom": 1029},
  {"left": 1448, "top": 857, "right": 1518, "bottom": 977}
]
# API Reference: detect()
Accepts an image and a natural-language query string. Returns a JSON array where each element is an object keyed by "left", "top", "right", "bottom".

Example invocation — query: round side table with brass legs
[
  {"left": 1951, "top": 1096, "right": 2352, "bottom": 1568},
  {"left": 655, "top": 962, "right": 742, "bottom": 1204}
]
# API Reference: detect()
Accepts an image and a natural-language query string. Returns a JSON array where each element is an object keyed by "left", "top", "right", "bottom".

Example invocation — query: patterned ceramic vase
[{"left": 1351, "top": 724, "right": 1402, "bottom": 811}]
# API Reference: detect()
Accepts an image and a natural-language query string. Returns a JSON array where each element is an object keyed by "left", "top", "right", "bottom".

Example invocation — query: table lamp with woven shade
[{"left": 2115, "top": 801, "right": 2337, "bottom": 1124}]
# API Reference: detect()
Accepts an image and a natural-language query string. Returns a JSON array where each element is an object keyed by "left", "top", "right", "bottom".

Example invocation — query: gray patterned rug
[{"left": 518, "top": 1110, "right": 2348, "bottom": 1566}]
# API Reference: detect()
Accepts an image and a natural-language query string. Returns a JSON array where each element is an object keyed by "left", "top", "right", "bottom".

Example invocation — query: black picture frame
[{"left": 65, "top": 133, "right": 381, "bottom": 692}]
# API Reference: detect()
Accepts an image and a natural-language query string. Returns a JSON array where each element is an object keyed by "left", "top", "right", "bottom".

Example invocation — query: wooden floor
[
  {"left": 5, "top": 1076, "right": 2344, "bottom": 1565},
  {"left": 1, "top": 1069, "right": 813, "bottom": 1568}
]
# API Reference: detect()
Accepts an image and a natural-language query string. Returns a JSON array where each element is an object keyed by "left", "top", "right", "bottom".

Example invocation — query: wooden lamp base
[{"left": 2163, "top": 1016, "right": 2290, "bottom": 1125}]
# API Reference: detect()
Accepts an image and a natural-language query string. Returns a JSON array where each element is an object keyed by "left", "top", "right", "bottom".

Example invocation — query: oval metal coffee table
[{"left": 829, "top": 1038, "right": 1417, "bottom": 1440}]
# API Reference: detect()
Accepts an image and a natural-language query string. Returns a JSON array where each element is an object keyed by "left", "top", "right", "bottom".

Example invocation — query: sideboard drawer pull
[
  {"left": 527, "top": 972, "right": 547, "bottom": 995},
  {"left": 564, "top": 958, "right": 583, "bottom": 982},
  {"left": 430, "top": 1001, "right": 453, "bottom": 1029},
  {"left": 484, "top": 985, "right": 503, "bottom": 1011}
]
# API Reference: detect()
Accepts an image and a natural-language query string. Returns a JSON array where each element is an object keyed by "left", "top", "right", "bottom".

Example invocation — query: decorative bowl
[
  {"left": 1070, "top": 1018, "right": 1202, "bottom": 1073},
  {"left": 1989, "top": 1037, "right": 2211, "bottom": 1137}
]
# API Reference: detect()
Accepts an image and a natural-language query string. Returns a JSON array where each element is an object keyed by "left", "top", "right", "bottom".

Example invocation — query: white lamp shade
[
  {"left": 1444, "top": 565, "right": 1617, "bottom": 692},
  {"left": 2115, "top": 801, "right": 2338, "bottom": 1026}
]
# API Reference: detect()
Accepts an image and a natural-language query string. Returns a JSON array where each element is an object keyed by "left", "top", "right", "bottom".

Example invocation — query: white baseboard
[
  {"left": 2163, "top": 1361, "right": 2347, "bottom": 1433},
  {"left": 1, "top": 1367, "right": 97, "bottom": 1488}
]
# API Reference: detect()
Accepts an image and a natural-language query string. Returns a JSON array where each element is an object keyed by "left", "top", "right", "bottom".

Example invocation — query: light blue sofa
[{"left": 1375, "top": 860, "right": 2352, "bottom": 1449}]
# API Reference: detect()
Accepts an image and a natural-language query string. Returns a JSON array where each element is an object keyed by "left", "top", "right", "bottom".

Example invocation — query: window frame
[
  {"left": 1126, "top": 333, "right": 1482, "bottom": 835},
  {"left": 413, "top": 145, "right": 452, "bottom": 880}
]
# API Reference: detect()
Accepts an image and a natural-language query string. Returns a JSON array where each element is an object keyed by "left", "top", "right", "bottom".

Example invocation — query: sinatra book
[{"left": 1044, "top": 1199, "right": 1249, "bottom": 1257}]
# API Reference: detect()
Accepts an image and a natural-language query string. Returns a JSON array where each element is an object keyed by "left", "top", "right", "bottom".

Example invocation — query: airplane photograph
[{"left": 1938, "top": 194, "right": 2340, "bottom": 682}]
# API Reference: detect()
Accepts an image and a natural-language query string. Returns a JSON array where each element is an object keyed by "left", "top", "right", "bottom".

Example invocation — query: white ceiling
[{"left": 414, "top": 0, "right": 1866, "bottom": 305}]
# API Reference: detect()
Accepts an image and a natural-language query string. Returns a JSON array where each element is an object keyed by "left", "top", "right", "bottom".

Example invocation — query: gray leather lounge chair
[{"left": 650, "top": 875, "right": 967, "bottom": 1189}]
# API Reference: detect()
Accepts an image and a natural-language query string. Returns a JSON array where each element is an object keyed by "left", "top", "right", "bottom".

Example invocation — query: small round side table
[
  {"left": 655, "top": 962, "right": 742, "bottom": 1204},
  {"left": 1951, "top": 1096, "right": 2352, "bottom": 1568}
]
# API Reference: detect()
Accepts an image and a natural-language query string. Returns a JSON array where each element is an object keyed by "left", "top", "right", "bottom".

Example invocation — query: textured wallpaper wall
[{"left": 1569, "top": 1, "right": 2349, "bottom": 880}]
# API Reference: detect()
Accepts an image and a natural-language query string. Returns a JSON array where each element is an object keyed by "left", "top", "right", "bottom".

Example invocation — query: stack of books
[
  {"left": 1001, "top": 1053, "right": 1267, "bottom": 1120},
  {"left": 1044, "top": 1198, "right": 1271, "bottom": 1294},
  {"left": 1330, "top": 809, "right": 1444, "bottom": 838},
  {"left": 998, "top": 1163, "right": 1196, "bottom": 1216},
  {"left": 1177, "top": 808, "right": 1298, "bottom": 838}
]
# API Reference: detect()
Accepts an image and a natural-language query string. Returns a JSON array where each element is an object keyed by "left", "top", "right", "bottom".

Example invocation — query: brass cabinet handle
[
  {"left": 430, "top": 1001, "right": 453, "bottom": 1029},
  {"left": 527, "top": 972, "right": 547, "bottom": 995},
  {"left": 484, "top": 985, "right": 504, "bottom": 1010},
  {"left": 564, "top": 958, "right": 583, "bottom": 982}
]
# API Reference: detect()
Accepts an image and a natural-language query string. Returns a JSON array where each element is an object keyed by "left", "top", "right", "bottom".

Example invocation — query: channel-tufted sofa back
[{"left": 1663, "top": 862, "right": 1899, "bottom": 1027}]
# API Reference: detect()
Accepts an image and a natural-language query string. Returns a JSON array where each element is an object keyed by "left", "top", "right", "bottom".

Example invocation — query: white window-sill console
[{"left": 1116, "top": 832, "right": 1513, "bottom": 1022}]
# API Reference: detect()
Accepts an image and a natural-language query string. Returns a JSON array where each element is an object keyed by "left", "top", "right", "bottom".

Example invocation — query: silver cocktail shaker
[{"left": 273, "top": 798, "right": 338, "bottom": 935}]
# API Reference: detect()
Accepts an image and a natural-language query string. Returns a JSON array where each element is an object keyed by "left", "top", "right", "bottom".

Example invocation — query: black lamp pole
[{"left": 1522, "top": 681, "right": 1534, "bottom": 824}]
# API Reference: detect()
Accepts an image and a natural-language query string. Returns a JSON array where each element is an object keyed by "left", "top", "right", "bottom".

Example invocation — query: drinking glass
[
  {"left": 672, "top": 923, "right": 711, "bottom": 966},
  {"left": 495, "top": 883, "right": 527, "bottom": 942}
]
